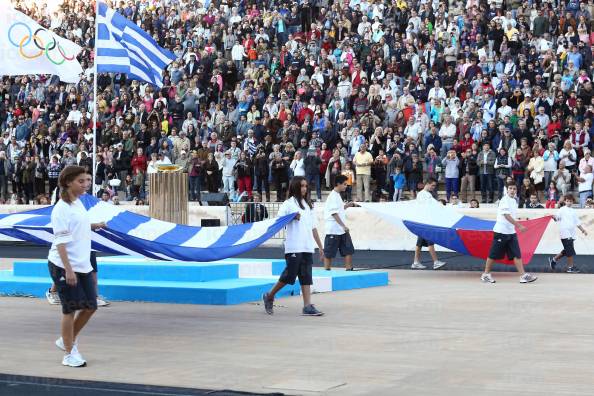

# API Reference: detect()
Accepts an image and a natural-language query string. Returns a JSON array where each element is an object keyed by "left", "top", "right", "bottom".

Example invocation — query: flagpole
[{"left": 92, "top": 0, "right": 99, "bottom": 194}]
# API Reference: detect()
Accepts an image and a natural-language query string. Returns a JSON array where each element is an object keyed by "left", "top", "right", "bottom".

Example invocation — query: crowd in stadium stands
[{"left": 1, "top": 0, "right": 593, "bottom": 208}]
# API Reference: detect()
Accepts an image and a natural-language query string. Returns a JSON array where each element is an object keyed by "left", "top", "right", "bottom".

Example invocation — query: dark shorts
[
  {"left": 279, "top": 253, "right": 313, "bottom": 286},
  {"left": 90, "top": 251, "right": 97, "bottom": 273},
  {"left": 48, "top": 261, "right": 97, "bottom": 315},
  {"left": 324, "top": 232, "right": 355, "bottom": 259},
  {"left": 488, "top": 233, "right": 522, "bottom": 260},
  {"left": 560, "top": 238, "right": 576, "bottom": 257},
  {"left": 416, "top": 236, "right": 434, "bottom": 248}
]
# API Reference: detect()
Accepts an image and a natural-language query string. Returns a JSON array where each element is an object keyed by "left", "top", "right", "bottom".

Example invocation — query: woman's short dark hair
[{"left": 287, "top": 176, "right": 312, "bottom": 210}]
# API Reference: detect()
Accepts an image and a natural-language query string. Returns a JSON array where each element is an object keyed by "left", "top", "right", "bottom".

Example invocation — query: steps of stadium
[{"left": 0, "top": 257, "right": 389, "bottom": 305}]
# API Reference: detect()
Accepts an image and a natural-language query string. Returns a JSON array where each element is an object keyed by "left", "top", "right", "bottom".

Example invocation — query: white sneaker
[
  {"left": 62, "top": 353, "right": 86, "bottom": 367},
  {"left": 411, "top": 262, "right": 427, "bottom": 269},
  {"left": 481, "top": 273, "right": 496, "bottom": 283},
  {"left": 46, "top": 288, "right": 60, "bottom": 305},
  {"left": 55, "top": 337, "right": 80, "bottom": 354},
  {"left": 433, "top": 260, "right": 446, "bottom": 270},
  {"left": 520, "top": 273, "right": 538, "bottom": 283},
  {"left": 97, "top": 296, "right": 110, "bottom": 307}
]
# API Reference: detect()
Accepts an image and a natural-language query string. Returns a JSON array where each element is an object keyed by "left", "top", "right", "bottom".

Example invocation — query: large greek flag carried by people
[
  {"left": 0, "top": 195, "right": 296, "bottom": 262},
  {"left": 96, "top": 2, "right": 175, "bottom": 88}
]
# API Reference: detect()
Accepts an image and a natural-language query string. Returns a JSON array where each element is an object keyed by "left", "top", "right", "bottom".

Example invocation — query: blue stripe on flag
[
  {"left": 97, "top": 24, "right": 110, "bottom": 40},
  {"left": 106, "top": 211, "right": 150, "bottom": 234}
]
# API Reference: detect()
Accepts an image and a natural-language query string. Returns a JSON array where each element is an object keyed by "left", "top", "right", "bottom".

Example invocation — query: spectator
[
  {"left": 1, "top": 0, "right": 590, "bottom": 209},
  {"left": 441, "top": 149, "right": 460, "bottom": 202},
  {"left": 477, "top": 143, "right": 496, "bottom": 203},
  {"left": 576, "top": 165, "right": 594, "bottom": 208},
  {"left": 353, "top": 143, "right": 373, "bottom": 202}
]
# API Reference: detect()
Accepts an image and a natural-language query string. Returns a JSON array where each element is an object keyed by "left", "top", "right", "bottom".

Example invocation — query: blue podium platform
[{"left": 0, "top": 257, "right": 389, "bottom": 305}]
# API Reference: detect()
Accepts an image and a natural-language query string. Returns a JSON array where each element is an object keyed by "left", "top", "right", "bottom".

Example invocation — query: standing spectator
[
  {"left": 304, "top": 149, "right": 322, "bottom": 201},
  {"left": 0, "top": 151, "right": 11, "bottom": 201},
  {"left": 188, "top": 151, "right": 202, "bottom": 202},
  {"left": 221, "top": 151, "right": 237, "bottom": 200},
  {"left": 353, "top": 143, "right": 373, "bottom": 202},
  {"left": 234, "top": 151, "right": 253, "bottom": 200},
  {"left": 527, "top": 147, "right": 545, "bottom": 202},
  {"left": 442, "top": 149, "right": 460, "bottom": 202},
  {"left": 459, "top": 148, "right": 478, "bottom": 203},
  {"left": 494, "top": 148, "right": 512, "bottom": 200},
  {"left": 477, "top": 143, "right": 496, "bottom": 203},
  {"left": 575, "top": 165, "right": 594, "bottom": 208}
]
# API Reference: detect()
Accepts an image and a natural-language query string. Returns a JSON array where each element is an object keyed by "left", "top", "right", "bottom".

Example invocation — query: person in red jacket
[{"left": 130, "top": 147, "right": 148, "bottom": 199}]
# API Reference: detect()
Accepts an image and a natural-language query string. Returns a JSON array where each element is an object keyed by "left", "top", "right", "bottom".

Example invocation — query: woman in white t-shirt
[
  {"left": 262, "top": 177, "right": 325, "bottom": 316},
  {"left": 48, "top": 166, "right": 105, "bottom": 367}
]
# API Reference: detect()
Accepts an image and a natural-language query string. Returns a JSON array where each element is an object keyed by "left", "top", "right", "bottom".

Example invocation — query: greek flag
[
  {"left": 96, "top": 2, "right": 176, "bottom": 88},
  {"left": 0, "top": 195, "right": 296, "bottom": 262}
]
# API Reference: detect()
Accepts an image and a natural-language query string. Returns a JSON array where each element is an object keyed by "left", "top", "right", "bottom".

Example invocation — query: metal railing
[{"left": 228, "top": 201, "right": 286, "bottom": 240}]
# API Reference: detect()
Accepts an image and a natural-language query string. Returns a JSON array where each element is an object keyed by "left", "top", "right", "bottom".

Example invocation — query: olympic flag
[{"left": 0, "top": 3, "right": 83, "bottom": 83}]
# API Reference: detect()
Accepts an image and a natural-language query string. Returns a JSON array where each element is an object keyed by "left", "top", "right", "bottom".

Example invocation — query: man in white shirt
[
  {"left": 497, "top": 98, "right": 512, "bottom": 120},
  {"left": 262, "top": 177, "right": 325, "bottom": 316},
  {"left": 481, "top": 183, "right": 538, "bottom": 283},
  {"left": 323, "top": 175, "right": 356, "bottom": 271},
  {"left": 66, "top": 104, "right": 83, "bottom": 125},
  {"left": 549, "top": 195, "right": 588, "bottom": 273},
  {"left": 428, "top": 80, "right": 446, "bottom": 103},
  {"left": 439, "top": 115, "right": 456, "bottom": 155},
  {"left": 412, "top": 178, "right": 447, "bottom": 270},
  {"left": 575, "top": 165, "right": 593, "bottom": 208}
]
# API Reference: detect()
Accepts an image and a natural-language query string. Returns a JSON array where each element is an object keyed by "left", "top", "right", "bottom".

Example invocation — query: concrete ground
[{"left": 1, "top": 264, "right": 594, "bottom": 396}]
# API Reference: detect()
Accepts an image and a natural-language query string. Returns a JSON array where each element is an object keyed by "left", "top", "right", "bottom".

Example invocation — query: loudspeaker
[
  {"left": 200, "top": 192, "right": 229, "bottom": 206},
  {"left": 201, "top": 219, "right": 221, "bottom": 227}
]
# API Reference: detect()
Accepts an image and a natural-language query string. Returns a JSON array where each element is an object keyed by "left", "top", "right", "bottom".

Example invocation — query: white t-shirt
[
  {"left": 578, "top": 172, "right": 593, "bottom": 192},
  {"left": 416, "top": 189, "right": 435, "bottom": 203},
  {"left": 277, "top": 196, "right": 317, "bottom": 253},
  {"left": 48, "top": 199, "right": 93, "bottom": 273},
  {"left": 493, "top": 194, "right": 518, "bottom": 234},
  {"left": 556, "top": 205, "right": 580, "bottom": 239},
  {"left": 324, "top": 190, "right": 346, "bottom": 235}
]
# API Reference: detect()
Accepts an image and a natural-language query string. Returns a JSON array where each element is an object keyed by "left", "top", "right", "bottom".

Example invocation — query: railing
[{"left": 228, "top": 201, "right": 286, "bottom": 240}]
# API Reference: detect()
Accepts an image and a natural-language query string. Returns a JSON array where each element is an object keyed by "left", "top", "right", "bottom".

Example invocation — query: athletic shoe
[
  {"left": 481, "top": 273, "right": 496, "bottom": 283},
  {"left": 345, "top": 267, "right": 354, "bottom": 271},
  {"left": 55, "top": 337, "right": 79, "bottom": 353},
  {"left": 302, "top": 304, "right": 324, "bottom": 316},
  {"left": 548, "top": 257, "right": 557, "bottom": 271},
  {"left": 566, "top": 267, "right": 581, "bottom": 273},
  {"left": 46, "top": 289, "right": 60, "bottom": 305},
  {"left": 411, "top": 262, "right": 426, "bottom": 269},
  {"left": 520, "top": 273, "right": 538, "bottom": 283},
  {"left": 97, "top": 296, "right": 110, "bottom": 307},
  {"left": 62, "top": 353, "right": 86, "bottom": 367},
  {"left": 433, "top": 261, "right": 446, "bottom": 270},
  {"left": 262, "top": 293, "right": 274, "bottom": 315}
]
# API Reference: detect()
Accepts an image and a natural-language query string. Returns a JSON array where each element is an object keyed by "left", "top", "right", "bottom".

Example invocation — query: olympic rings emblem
[{"left": 8, "top": 22, "right": 76, "bottom": 64}]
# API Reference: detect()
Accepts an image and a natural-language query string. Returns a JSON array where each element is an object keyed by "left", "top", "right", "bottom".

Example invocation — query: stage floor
[{"left": 1, "top": 267, "right": 593, "bottom": 395}]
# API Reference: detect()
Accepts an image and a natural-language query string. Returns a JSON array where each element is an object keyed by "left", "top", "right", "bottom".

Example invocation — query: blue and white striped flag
[
  {"left": 96, "top": 2, "right": 176, "bottom": 88},
  {"left": 0, "top": 195, "right": 296, "bottom": 262}
]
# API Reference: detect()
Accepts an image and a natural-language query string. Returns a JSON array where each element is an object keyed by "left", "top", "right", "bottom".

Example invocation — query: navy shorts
[
  {"left": 279, "top": 253, "right": 313, "bottom": 286},
  {"left": 488, "top": 233, "right": 522, "bottom": 260},
  {"left": 416, "top": 236, "right": 434, "bottom": 247},
  {"left": 324, "top": 232, "right": 355, "bottom": 259},
  {"left": 560, "top": 238, "right": 576, "bottom": 257},
  {"left": 48, "top": 261, "right": 97, "bottom": 315}
]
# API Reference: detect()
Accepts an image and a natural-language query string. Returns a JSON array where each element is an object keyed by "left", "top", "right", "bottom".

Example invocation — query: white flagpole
[{"left": 92, "top": 0, "right": 99, "bottom": 194}]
